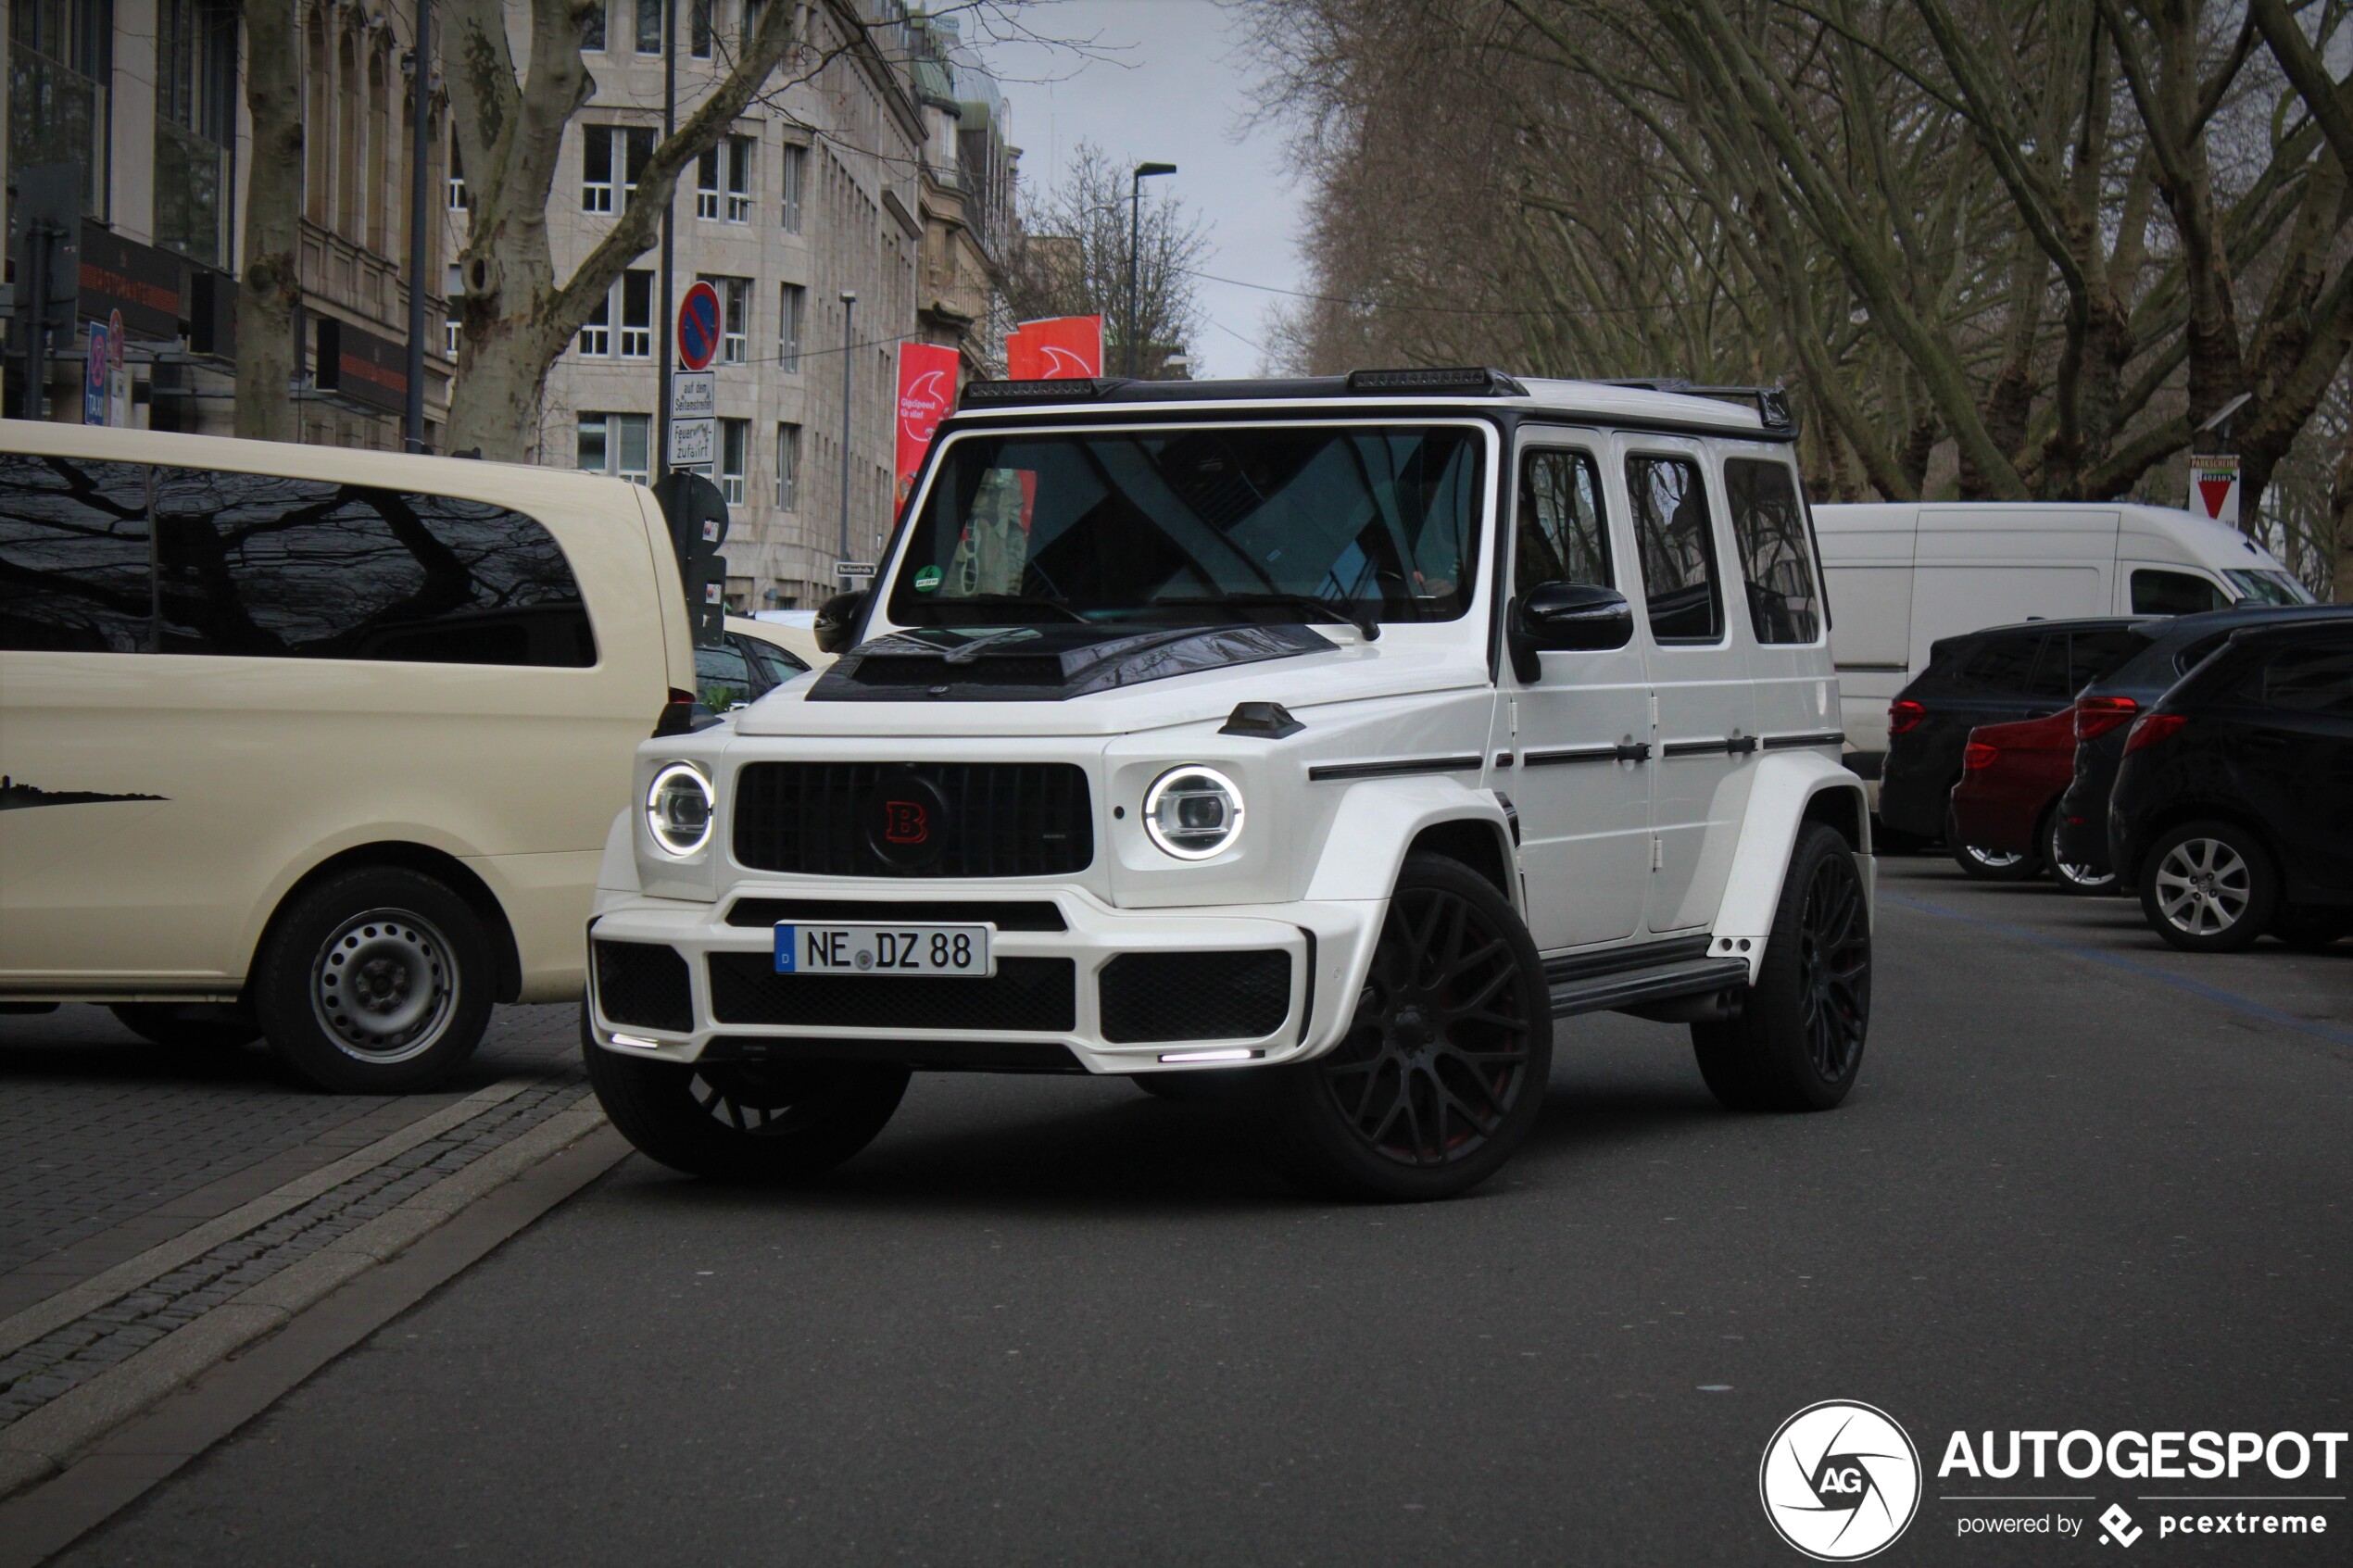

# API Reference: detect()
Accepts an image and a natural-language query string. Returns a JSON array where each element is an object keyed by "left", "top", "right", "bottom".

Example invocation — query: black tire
[
  {"left": 1947, "top": 809, "right": 2041, "bottom": 882},
  {"left": 2271, "top": 907, "right": 2350, "bottom": 950},
  {"left": 2137, "top": 820, "right": 2278, "bottom": 953},
  {"left": 253, "top": 867, "right": 496, "bottom": 1093},
  {"left": 2041, "top": 809, "right": 2117, "bottom": 896},
  {"left": 1692, "top": 823, "right": 1871, "bottom": 1112},
  {"left": 1245, "top": 854, "right": 1551, "bottom": 1201},
  {"left": 108, "top": 1001, "right": 261, "bottom": 1050},
  {"left": 585, "top": 1017, "right": 909, "bottom": 1182}
]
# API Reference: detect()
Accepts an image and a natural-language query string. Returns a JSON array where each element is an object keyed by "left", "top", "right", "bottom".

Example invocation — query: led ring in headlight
[
  {"left": 1143, "top": 765, "right": 1244, "bottom": 860},
  {"left": 646, "top": 762, "right": 714, "bottom": 857}
]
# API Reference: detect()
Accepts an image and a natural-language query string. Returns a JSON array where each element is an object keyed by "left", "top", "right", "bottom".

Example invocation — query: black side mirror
[
  {"left": 1509, "top": 581, "right": 1633, "bottom": 681},
  {"left": 813, "top": 590, "right": 869, "bottom": 655}
]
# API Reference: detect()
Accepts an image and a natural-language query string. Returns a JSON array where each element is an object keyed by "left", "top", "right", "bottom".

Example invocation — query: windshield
[
  {"left": 2223, "top": 568, "right": 2315, "bottom": 606},
  {"left": 885, "top": 424, "right": 1486, "bottom": 628}
]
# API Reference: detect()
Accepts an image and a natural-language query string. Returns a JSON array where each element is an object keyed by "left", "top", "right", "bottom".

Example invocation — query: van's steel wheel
[
  {"left": 1693, "top": 823, "right": 1870, "bottom": 1112},
  {"left": 2139, "top": 821, "right": 2276, "bottom": 952},
  {"left": 107, "top": 1001, "right": 261, "bottom": 1051},
  {"left": 254, "top": 868, "right": 495, "bottom": 1093},
  {"left": 1947, "top": 809, "right": 2040, "bottom": 882},
  {"left": 1248, "top": 854, "right": 1551, "bottom": 1201},
  {"left": 2042, "top": 811, "right": 2116, "bottom": 895},
  {"left": 585, "top": 1011, "right": 910, "bottom": 1182}
]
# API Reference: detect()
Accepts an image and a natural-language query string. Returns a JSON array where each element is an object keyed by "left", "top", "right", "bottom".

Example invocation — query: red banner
[
  {"left": 894, "top": 342, "right": 961, "bottom": 504},
  {"left": 1005, "top": 315, "right": 1103, "bottom": 380}
]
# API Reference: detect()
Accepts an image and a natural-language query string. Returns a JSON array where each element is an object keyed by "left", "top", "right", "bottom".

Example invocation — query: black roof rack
[{"left": 1604, "top": 379, "right": 1794, "bottom": 432}]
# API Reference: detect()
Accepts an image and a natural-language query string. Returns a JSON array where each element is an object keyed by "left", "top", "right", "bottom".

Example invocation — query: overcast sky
[{"left": 979, "top": 0, "right": 1305, "bottom": 377}]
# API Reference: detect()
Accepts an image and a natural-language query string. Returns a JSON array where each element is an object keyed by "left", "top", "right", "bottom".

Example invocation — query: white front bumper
[{"left": 585, "top": 884, "right": 1385, "bottom": 1075}]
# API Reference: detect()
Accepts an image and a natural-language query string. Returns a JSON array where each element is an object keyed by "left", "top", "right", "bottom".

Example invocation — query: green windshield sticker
[{"left": 912, "top": 565, "right": 944, "bottom": 594}]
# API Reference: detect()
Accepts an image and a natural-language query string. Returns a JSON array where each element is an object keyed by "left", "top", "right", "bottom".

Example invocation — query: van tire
[
  {"left": 1245, "top": 854, "right": 1551, "bottom": 1201},
  {"left": 585, "top": 1019, "right": 909, "bottom": 1182},
  {"left": 1692, "top": 823, "right": 1871, "bottom": 1112},
  {"left": 254, "top": 867, "right": 496, "bottom": 1093},
  {"left": 108, "top": 1002, "right": 261, "bottom": 1051}
]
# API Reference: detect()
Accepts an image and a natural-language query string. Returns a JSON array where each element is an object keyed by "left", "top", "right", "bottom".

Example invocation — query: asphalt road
[{"left": 51, "top": 858, "right": 2353, "bottom": 1566}]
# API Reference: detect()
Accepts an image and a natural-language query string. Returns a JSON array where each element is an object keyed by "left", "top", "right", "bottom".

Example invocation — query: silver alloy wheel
[
  {"left": 309, "top": 908, "right": 459, "bottom": 1064},
  {"left": 1960, "top": 843, "right": 2028, "bottom": 871},
  {"left": 2153, "top": 837, "right": 2252, "bottom": 936},
  {"left": 2050, "top": 855, "right": 2116, "bottom": 891}
]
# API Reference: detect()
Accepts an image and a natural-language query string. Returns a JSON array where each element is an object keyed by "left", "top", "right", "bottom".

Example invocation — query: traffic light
[{"left": 652, "top": 470, "right": 728, "bottom": 646}]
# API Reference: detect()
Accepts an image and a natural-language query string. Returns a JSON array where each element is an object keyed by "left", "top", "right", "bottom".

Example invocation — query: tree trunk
[{"left": 234, "top": 0, "right": 305, "bottom": 443}]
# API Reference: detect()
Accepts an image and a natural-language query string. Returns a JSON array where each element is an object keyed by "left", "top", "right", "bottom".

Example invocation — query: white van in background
[
  {"left": 0, "top": 422, "right": 694, "bottom": 1092},
  {"left": 1814, "top": 501, "right": 2310, "bottom": 789}
]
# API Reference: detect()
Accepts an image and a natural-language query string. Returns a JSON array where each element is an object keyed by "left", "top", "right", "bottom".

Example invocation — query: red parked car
[{"left": 1946, "top": 706, "right": 2117, "bottom": 892}]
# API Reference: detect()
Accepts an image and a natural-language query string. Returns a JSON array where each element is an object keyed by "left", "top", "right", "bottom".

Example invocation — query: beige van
[{"left": 0, "top": 420, "right": 693, "bottom": 1091}]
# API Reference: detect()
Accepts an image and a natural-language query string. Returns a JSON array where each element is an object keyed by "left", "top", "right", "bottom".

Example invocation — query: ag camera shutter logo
[{"left": 1760, "top": 1400, "right": 1922, "bottom": 1561}]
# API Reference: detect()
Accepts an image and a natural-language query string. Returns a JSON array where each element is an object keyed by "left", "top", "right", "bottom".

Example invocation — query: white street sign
[
  {"left": 837, "top": 561, "right": 876, "bottom": 582},
  {"left": 670, "top": 416, "right": 715, "bottom": 468},
  {"left": 671, "top": 371, "right": 714, "bottom": 420}
]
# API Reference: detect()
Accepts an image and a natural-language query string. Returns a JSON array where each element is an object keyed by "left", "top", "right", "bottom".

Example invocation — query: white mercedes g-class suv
[{"left": 584, "top": 369, "right": 1871, "bottom": 1199}]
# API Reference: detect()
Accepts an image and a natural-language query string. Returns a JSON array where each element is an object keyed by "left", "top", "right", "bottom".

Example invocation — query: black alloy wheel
[
  {"left": 1251, "top": 854, "right": 1551, "bottom": 1200},
  {"left": 1694, "top": 823, "right": 1871, "bottom": 1111}
]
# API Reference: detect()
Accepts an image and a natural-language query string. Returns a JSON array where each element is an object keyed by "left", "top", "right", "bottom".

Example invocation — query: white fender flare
[
  {"left": 1709, "top": 753, "right": 1873, "bottom": 974},
  {"left": 1302, "top": 774, "right": 1520, "bottom": 912}
]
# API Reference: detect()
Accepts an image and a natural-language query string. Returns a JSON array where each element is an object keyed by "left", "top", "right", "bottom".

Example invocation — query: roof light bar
[
  {"left": 1343, "top": 366, "right": 1529, "bottom": 396},
  {"left": 958, "top": 378, "right": 1116, "bottom": 407},
  {"left": 1605, "top": 378, "right": 1795, "bottom": 431}
]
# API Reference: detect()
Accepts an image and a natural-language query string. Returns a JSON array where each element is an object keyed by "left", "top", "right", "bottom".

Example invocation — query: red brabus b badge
[
  {"left": 862, "top": 770, "right": 951, "bottom": 869},
  {"left": 882, "top": 799, "right": 929, "bottom": 845}
]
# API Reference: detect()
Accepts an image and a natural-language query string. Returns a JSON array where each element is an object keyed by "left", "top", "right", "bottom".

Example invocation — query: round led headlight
[
  {"left": 646, "top": 762, "right": 714, "bottom": 857},
  {"left": 1142, "top": 765, "right": 1244, "bottom": 861}
]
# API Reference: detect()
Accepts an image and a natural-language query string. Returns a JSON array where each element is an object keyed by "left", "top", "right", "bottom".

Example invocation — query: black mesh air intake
[
  {"left": 731, "top": 762, "right": 1092, "bottom": 878},
  {"left": 707, "top": 953, "right": 1076, "bottom": 1033},
  {"left": 594, "top": 940, "right": 693, "bottom": 1032},
  {"left": 1099, "top": 951, "right": 1292, "bottom": 1044}
]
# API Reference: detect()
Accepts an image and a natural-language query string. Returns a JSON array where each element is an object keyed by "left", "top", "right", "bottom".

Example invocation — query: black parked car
[
  {"left": 2053, "top": 605, "right": 2353, "bottom": 877},
  {"left": 1879, "top": 618, "right": 2149, "bottom": 866},
  {"left": 2109, "top": 620, "right": 2353, "bottom": 951}
]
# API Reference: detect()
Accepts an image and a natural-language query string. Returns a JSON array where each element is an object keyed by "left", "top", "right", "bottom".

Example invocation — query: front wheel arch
[{"left": 250, "top": 843, "right": 523, "bottom": 1005}]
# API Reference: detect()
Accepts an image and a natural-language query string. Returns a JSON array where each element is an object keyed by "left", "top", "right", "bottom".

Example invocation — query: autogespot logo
[{"left": 1760, "top": 1400, "right": 1924, "bottom": 1561}]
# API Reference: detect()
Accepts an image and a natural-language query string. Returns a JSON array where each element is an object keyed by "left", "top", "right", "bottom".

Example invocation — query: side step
[{"left": 1548, "top": 956, "right": 1752, "bottom": 1019}]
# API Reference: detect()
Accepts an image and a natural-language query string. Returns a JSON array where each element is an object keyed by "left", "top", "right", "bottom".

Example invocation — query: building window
[
  {"left": 779, "top": 143, "right": 805, "bottom": 233},
  {"left": 583, "top": 125, "right": 652, "bottom": 212},
  {"left": 447, "top": 131, "right": 468, "bottom": 209},
  {"left": 577, "top": 289, "right": 611, "bottom": 357},
  {"left": 581, "top": 414, "right": 652, "bottom": 483},
  {"left": 12, "top": 0, "right": 115, "bottom": 220},
  {"left": 690, "top": 0, "right": 712, "bottom": 57},
  {"left": 778, "top": 282, "right": 804, "bottom": 371},
  {"left": 725, "top": 136, "right": 753, "bottom": 221},
  {"left": 154, "top": 0, "right": 235, "bottom": 268},
  {"left": 742, "top": 0, "right": 767, "bottom": 44},
  {"left": 635, "top": 0, "right": 663, "bottom": 55},
  {"left": 720, "top": 420, "right": 749, "bottom": 507},
  {"left": 580, "top": 0, "right": 606, "bottom": 51},
  {"left": 696, "top": 135, "right": 752, "bottom": 222},
  {"left": 445, "top": 264, "right": 465, "bottom": 358},
  {"left": 775, "top": 423, "right": 800, "bottom": 510},
  {"left": 712, "top": 276, "right": 749, "bottom": 365},
  {"left": 619, "top": 270, "right": 654, "bottom": 358}
]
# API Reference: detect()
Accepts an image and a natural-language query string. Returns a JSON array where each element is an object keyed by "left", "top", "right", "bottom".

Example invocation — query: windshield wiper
[
  {"left": 912, "top": 594, "right": 1087, "bottom": 625},
  {"left": 1148, "top": 594, "right": 1381, "bottom": 642}
]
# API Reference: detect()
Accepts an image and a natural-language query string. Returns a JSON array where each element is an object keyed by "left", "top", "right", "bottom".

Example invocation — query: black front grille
[
  {"left": 708, "top": 952, "right": 1076, "bottom": 1032},
  {"left": 732, "top": 762, "right": 1092, "bottom": 878},
  {"left": 1100, "top": 951, "right": 1292, "bottom": 1044},
  {"left": 593, "top": 940, "right": 693, "bottom": 1032},
  {"left": 725, "top": 898, "right": 1067, "bottom": 932}
]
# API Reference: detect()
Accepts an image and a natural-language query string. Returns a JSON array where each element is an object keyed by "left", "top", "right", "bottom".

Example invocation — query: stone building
[{"left": 2, "top": 0, "right": 452, "bottom": 443}]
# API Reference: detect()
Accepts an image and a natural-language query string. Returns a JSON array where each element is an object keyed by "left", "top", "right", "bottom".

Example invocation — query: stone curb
[
  {"left": 0, "top": 1098, "right": 609, "bottom": 1500},
  {"left": 0, "top": 1077, "right": 535, "bottom": 1361}
]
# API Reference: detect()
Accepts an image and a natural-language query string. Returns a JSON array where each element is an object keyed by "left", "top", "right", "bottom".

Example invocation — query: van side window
[
  {"left": 1515, "top": 448, "right": 1610, "bottom": 595},
  {"left": 1723, "top": 458, "right": 1819, "bottom": 644},
  {"left": 1624, "top": 454, "right": 1722, "bottom": 643},
  {"left": 0, "top": 456, "right": 154, "bottom": 653},
  {"left": 2131, "top": 569, "right": 2224, "bottom": 616},
  {"left": 152, "top": 470, "right": 597, "bottom": 666}
]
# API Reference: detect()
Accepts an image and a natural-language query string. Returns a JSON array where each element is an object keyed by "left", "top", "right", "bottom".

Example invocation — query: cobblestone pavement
[{"left": 0, "top": 1003, "right": 584, "bottom": 1289}]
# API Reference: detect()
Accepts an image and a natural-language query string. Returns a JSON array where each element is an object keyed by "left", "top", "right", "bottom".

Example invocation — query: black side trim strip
[
  {"left": 1308, "top": 755, "right": 1484, "bottom": 782},
  {"left": 1522, "top": 745, "right": 1617, "bottom": 767},
  {"left": 1660, "top": 738, "right": 1734, "bottom": 758},
  {"left": 1761, "top": 732, "right": 1846, "bottom": 750},
  {"left": 1543, "top": 934, "right": 1712, "bottom": 985},
  {"left": 1551, "top": 956, "right": 1752, "bottom": 1019},
  {"left": 1834, "top": 661, "right": 1910, "bottom": 673}
]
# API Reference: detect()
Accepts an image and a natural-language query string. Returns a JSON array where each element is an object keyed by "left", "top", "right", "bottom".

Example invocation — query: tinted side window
[
  {"left": 740, "top": 636, "right": 807, "bottom": 684},
  {"left": 2132, "top": 569, "right": 2225, "bottom": 616},
  {"left": 1625, "top": 454, "right": 1722, "bottom": 643},
  {"left": 2256, "top": 642, "right": 2353, "bottom": 716},
  {"left": 0, "top": 456, "right": 153, "bottom": 653},
  {"left": 153, "top": 470, "right": 596, "bottom": 666},
  {"left": 2067, "top": 628, "right": 2144, "bottom": 692},
  {"left": 695, "top": 641, "right": 754, "bottom": 709},
  {"left": 1956, "top": 633, "right": 2046, "bottom": 695},
  {"left": 1515, "top": 448, "right": 1610, "bottom": 595},
  {"left": 1723, "top": 458, "right": 1819, "bottom": 644}
]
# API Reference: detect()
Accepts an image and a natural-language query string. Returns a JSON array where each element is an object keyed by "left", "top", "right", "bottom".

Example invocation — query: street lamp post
[
  {"left": 837, "top": 290, "right": 857, "bottom": 576},
  {"left": 1126, "top": 162, "right": 1176, "bottom": 378}
]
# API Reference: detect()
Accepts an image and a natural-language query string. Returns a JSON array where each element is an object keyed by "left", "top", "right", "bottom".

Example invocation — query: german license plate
[{"left": 774, "top": 923, "right": 995, "bottom": 977}]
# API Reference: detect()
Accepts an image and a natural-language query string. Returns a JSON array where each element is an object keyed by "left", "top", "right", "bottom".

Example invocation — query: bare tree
[
  {"left": 235, "top": 0, "right": 305, "bottom": 443},
  {"left": 1000, "top": 143, "right": 1211, "bottom": 376}
]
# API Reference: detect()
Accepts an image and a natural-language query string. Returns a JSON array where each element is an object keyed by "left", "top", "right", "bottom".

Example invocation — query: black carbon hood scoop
[{"left": 807, "top": 622, "right": 1333, "bottom": 702}]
